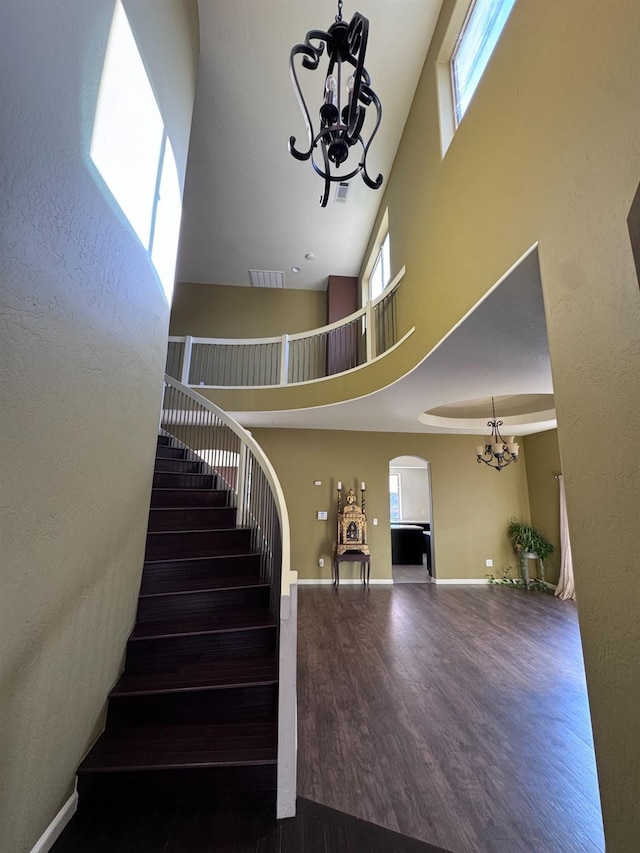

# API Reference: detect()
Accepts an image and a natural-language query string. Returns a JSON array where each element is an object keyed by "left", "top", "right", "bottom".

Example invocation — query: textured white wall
[{"left": 0, "top": 2, "right": 198, "bottom": 850}]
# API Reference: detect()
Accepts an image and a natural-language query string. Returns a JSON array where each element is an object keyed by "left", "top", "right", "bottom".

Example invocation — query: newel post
[
  {"left": 279, "top": 334, "right": 290, "bottom": 385},
  {"left": 365, "top": 301, "right": 375, "bottom": 362},
  {"left": 181, "top": 335, "right": 193, "bottom": 385}
]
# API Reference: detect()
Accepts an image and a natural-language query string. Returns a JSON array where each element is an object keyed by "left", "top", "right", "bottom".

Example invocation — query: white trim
[
  {"left": 277, "top": 584, "right": 298, "bottom": 818},
  {"left": 31, "top": 787, "right": 78, "bottom": 853},
  {"left": 297, "top": 578, "right": 393, "bottom": 585},
  {"left": 431, "top": 577, "right": 491, "bottom": 585}
]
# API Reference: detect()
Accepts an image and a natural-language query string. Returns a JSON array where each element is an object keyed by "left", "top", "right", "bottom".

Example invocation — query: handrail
[
  {"left": 167, "top": 266, "right": 407, "bottom": 388},
  {"left": 160, "top": 375, "right": 297, "bottom": 818}
]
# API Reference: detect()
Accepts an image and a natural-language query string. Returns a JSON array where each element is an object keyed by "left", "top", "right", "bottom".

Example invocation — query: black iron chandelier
[
  {"left": 475, "top": 398, "right": 520, "bottom": 472},
  {"left": 288, "top": 0, "right": 383, "bottom": 207}
]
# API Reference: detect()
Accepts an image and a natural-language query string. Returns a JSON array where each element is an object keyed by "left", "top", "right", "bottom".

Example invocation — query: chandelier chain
[{"left": 336, "top": 0, "right": 343, "bottom": 22}]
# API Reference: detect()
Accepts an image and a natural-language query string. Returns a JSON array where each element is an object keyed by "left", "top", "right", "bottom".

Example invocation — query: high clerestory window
[{"left": 451, "top": 0, "right": 517, "bottom": 125}]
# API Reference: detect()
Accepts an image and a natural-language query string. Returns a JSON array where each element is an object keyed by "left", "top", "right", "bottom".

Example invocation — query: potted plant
[{"left": 506, "top": 519, "right": 554, "bottom": 587}]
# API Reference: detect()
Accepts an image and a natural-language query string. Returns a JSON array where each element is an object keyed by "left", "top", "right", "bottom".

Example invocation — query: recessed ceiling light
[
  {"left": 305, "top": 253, "right": 315, "bottom": 260},
  {"left": 291, "top": 265, "right": 301, "bottom": 273}
]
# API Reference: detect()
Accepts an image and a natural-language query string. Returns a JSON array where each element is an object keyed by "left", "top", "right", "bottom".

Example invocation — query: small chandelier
[
  {"left": 475, "top": 398, "right": 520, "bottom": 472},
  {"left": 288, "top": 0, "right": 383, "bottom": 207}
]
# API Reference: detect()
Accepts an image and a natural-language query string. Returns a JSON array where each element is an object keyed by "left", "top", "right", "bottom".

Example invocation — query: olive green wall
[
  {"left": 0, "top": 3, "right": 198, "bottom": 850},
  {"left": 523, "top": 430, "right": 561, "bottom": 585},
  {"left": 251, "top": 429, "right": 530, "bottom": 582},
  {"left": 170, "top": 282, "right": 326, "bottom": 338}
]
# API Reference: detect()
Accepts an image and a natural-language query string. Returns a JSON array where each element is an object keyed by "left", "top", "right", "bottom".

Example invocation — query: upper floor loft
[{"left": 167, "top": 267, "right": 414, "bottom": 406}]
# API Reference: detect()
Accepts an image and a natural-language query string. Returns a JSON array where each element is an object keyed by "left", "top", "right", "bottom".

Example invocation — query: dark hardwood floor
[
  {"left": 52, "top": 797, "right": 451, "bottom": 852},
  {"left": 297, "top": 584, "right": 605, "bottom": 853}
]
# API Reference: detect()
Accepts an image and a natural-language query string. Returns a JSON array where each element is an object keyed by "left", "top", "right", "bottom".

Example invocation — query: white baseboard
[
  {"left": 297, "top": 578, "right": 393, "bottom": 585},
  {"left": 31, "top": 785, "right": 78, "bottom": 853},
  {"left": 431, "top": 577, "right": 491, "bottom": 585}
]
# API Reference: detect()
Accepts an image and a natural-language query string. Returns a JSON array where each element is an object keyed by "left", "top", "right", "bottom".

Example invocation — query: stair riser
[
  {"left": 137, "top": 586, "right": 270, "bottom": 623},
  {"left": 145, "top": 528, "right": 251, "bottom": 561},
  {"left": 154, "top": 458, "right": 203, "bottom": 474},
  {"left": 77, "top": 765, "right": 277, "bottom": 806},
  {"left": 140, "top": 555, "right": 262, "bottom": 595},
  {"left": 155, "top": 446, "right": 186, "bottom": 459},
  {"left": 157, "top": 435, "right": 172, "bottom": 446},
  {"left": 150, "top": 489, "right": 228, "bottom": 508},
  {"left": 125, "top": 627, "right": 277, "bottom": 673},
  {"left": 147, "top": 507, "right": 236, "bottom": 532},
  {"left": 107, "top": 684, "right": 278, "bottom": 728},
  {"left": 153, "top": 472, "right": 215, "bottom": 489}
]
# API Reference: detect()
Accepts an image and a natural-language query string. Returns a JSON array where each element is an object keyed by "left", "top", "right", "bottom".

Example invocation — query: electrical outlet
[
  {"left": 319, "top": 557, "right": 324, "bottom": 568},
  {"left": 373, "top": 518, "right": 378, "bottom": 525},
  {"left": 486, "top": 559, "right": 493, "bottom": 568}
]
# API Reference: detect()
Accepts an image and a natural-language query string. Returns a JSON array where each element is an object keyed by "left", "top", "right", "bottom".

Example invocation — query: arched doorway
[{"left": 388, "top": 455, "right": 434, "bottom": 583}]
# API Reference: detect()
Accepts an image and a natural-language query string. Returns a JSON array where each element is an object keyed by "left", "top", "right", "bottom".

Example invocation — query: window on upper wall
[
  {"left": 451, "top": 0, "right": 517, "bottom": 125},
  {"left": 369, "top": 231, "right": 391, "bottom": 302}
]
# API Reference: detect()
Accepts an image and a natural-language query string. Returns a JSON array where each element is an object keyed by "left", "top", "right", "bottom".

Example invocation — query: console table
[{"left": 333, "top": 552, "right": 371, "bottom": 586}]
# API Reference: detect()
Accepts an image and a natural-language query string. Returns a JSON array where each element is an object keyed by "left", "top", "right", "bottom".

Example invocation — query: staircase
[{"left": 76, "top": 435, "right": 280, "bottom": 806}]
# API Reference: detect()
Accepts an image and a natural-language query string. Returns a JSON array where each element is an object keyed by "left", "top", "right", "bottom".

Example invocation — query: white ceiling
[
  {"left": 176, "top": 0, "right": 445, "bottom": 291},
  {"left": 176, "top": 1, "right": 555, "bottom": 436}
]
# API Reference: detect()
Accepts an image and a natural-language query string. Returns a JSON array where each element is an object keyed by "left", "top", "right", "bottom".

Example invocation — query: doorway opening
[{"left": 388, "top": 455, "right": 434, "bottom": 583}]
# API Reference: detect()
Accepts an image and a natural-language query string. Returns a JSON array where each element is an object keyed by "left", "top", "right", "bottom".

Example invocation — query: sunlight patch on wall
[{"left": 90, "top": 0, "right": 181, "bottom": 303}]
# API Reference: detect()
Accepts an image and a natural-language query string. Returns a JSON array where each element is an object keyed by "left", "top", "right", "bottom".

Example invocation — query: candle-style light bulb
[{"left": 325, "top": 74, "right": 337, "bottom": 103}]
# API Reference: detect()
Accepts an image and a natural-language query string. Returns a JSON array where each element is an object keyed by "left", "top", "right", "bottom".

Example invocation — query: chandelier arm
[
  {"left": 319, "top": 141, "right": 332, "bottom": 207},
  {"left": 357, "top": 84, "right": 383, "bottom": 189},
  {"left": 343, "top": 13, "right": 369, "bottom": 139},
  {"left": 289, "top": 42, "right": 324, "bottom": 161}
]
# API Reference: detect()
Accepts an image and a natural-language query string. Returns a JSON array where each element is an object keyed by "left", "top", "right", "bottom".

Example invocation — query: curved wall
[{"left": 0, "top": 2, "right": 199, "bottom": 849}]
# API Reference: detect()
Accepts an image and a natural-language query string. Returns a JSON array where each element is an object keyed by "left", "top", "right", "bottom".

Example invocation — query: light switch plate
[{"left": 317, "top": 511, "right": 328, "bottom": 520}]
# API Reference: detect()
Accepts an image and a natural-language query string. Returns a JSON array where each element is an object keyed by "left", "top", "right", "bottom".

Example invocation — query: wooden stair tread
[
  {"left": 111, "top": 656, "right": 279, "bottom": 696},
  {"left": 78, "top": 721, "right": 277, "bottom": 772},
  {"left": 131, "top": 609, "right": 276, "bottom": 640},
  {"left": 140, "top": 579, "right": 269, "bottom": 598}
]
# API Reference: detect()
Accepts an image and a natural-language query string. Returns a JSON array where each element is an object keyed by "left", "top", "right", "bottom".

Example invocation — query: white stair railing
[{"left": 160, "top": 375, "right": 297, "bottom": 819}]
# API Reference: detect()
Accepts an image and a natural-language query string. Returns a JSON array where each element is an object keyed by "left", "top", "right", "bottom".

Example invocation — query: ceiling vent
[
  {"left": 334, "top": 182, "right": 350, "bottom": 203},
  {"left": 249, "top": 269, "right": 285, "bottom": 288}
]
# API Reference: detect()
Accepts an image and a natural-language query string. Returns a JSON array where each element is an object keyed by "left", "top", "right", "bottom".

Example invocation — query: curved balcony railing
[{"left": 167, "top": 267, "right": 412, "bottom": 388}]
